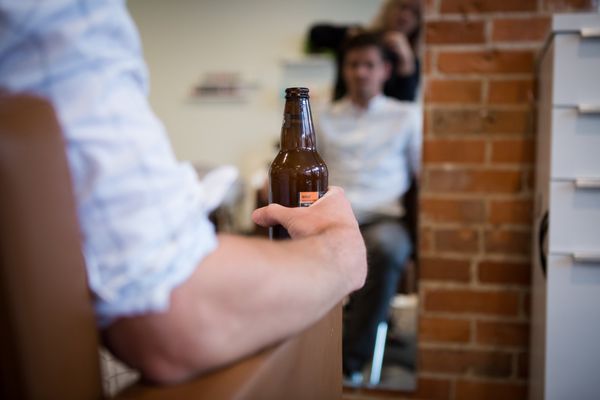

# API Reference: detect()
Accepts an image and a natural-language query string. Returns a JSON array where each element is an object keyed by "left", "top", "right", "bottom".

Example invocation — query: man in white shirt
[
  {"left": 0, "top": 0, "right": 367, "bottom": 384},
  {"left": 316, "top": 32, "right": 422, "bottom": 380}
]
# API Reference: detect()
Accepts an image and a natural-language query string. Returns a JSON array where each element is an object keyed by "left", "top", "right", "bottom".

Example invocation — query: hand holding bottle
[
  {"left": 268, "top": 87, "right": 328, "bottom": 239},
  {"left": 253, "top": 186, "right": 367, "bottom": 292},
  {"left": 253, "top": 186, "right": 355, "bottom": 238}
]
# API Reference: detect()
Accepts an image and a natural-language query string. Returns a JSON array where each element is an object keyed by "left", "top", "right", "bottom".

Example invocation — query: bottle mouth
[{"left": 285, "top": 87, "right": 310, "bottom": 98}]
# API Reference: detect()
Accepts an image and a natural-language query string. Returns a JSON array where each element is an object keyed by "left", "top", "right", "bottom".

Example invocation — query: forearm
[
  {"left": 177, "top": 234, "right": 353, "bottom": 367},
  {"left": 397, "top": 56, "right": 416, "bottom": 76},
  {"left": 105, "top": 232, "right": 359, "bottom": 383}
]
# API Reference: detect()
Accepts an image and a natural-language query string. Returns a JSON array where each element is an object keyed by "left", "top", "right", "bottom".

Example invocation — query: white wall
[
  {"left": 127, "top": 0, "right": 385, "bottom": 229},
  {"left": 127, "top": 0, "right": 385, "bottom": 172}
]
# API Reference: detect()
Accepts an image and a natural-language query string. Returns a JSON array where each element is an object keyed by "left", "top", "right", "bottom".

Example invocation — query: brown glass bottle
[{"left": 269, "top": 87, "right": 328, "bottom": 240}]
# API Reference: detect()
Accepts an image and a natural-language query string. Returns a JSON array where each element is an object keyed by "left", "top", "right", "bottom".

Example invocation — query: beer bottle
[{"left": 269, "top": 87, "right": 328, "bottom": 240}]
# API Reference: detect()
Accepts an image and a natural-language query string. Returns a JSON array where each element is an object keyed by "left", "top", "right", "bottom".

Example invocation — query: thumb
[{"left": 252, "top": 203, "right": 293, "bottom": 228}]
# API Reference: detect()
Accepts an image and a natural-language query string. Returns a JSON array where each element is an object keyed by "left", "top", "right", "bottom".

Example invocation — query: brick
[
  {"left": 492, "top": 17, "right": 551, "bottom": 42},
  {"left": 525, "top": 169, "right": 535, "bottom": 191},
  {"left": 424, "top": 49, "right": 433, "bottom": 74},
  {"left": 491, "top": 139, "right": 535, "bottom": 164},
  {"left": 476, "top": 320, "right": 529, "bottom": 346},
  {"left": 438, "top": 50, "right": 535, "bottom": 74},
  {"left": 420, "top": 316, "right": 471, "bottom": 343},
  {"left": 425, "top": 79, "right": 482, "bottom": 104},
  {"left": 424, "top": 288, "right": 520, "bottom": 315},
  {"left": 522, "top": 292, "right": 531, "bottom": 317},
  {"left": 478, "top": 260, "right": 531, "bottom": 285},
  {"left": 424, "top": 0, "right": 438, "bottom": 16},
  {"left": 412, "top": 377, "right": 451, "bottom": 400},
  {"left": 419, "top": 348, "right": 513, "bottom": 377},
  {"left": 426, "top": 20, "right": 485, "bottom": 44},
  {"left": 434, "top": 227, "right": 479, "bottom": 253},
  {"left": 420, "top": 227, "right": 433, "bottom": 253},
  {"left": 424, "top": 139, "right": 486, "bottom": 164},
  {"left": 421, "top": 256, "right": 471, "bottom": 282},
  {"left": 484, "top": 229, "right": 531, "bottom": 255},
  {"left": 543, "top": 0, "right": 597, "bottom": 11},
  {"left": 455, "top": 380, "right": 527, "bottom": 400},
  {"left": 488, "top": 79, "right": 534, "bottom": 104},
  {"left": 517, "top": 352, "right": 529, "bottom": 379},
  {"left": 441, "top": 0, "right": 537, "bottom": 13},
  {"left": 431, "top": 109, "right": 530, "bottom": 135},
  {"left": 422, "top": 197, "right": 484, "bottom": 223},
  {"left": 426, "top": 169, "right": 523, "bottom": 194},
  {"left": 489, "top": 198, "right": 533, "bottom": 225}
]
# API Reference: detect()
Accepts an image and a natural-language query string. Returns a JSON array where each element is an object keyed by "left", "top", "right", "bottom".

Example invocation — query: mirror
[{"left": 129, "top": 0, "right": 423, "bottom": 392}]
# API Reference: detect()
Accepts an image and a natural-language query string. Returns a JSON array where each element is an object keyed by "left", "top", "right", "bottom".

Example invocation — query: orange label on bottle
[{"left": 298, "top": 191, "right": 320, "bottom": 207}]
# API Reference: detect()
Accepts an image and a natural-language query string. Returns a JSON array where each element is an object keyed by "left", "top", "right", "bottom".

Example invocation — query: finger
[
  {"left": 322, "top": 185, "right": 343, "bottom": 198},
  {"left": 251, "top": 203, "right": 293, "bottom": 228},
  {"left": 308, "top": 186, "right": 340, "bottom": 208}
]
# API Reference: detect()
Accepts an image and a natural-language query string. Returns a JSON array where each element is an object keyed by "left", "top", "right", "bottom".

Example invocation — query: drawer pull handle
[
  {"left": 574, "top": 178, "right": 600, "bottom": 189},
  {"left": 577, "top": 104, "right": 600, "bottom": 115},
  {"left": 572, "top": 253, "right": 600, "bottom": 264},
  {"left": 580, "top": 27, "right": 600, "bottom": 38}
]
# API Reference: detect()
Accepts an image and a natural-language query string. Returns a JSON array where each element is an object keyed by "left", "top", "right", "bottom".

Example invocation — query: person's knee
[{"left": 363, "top": 222, "right": 412, "bottom": 268}]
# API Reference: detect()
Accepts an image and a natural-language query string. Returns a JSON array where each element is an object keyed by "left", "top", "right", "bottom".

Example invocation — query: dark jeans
[{"left": 342, "top": 217, "right": 412, "bottom": 375}]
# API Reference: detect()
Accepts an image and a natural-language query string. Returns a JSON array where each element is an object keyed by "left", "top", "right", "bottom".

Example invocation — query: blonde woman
[{"left": 308, "top": 0, "right": 422, "bottom": 101}]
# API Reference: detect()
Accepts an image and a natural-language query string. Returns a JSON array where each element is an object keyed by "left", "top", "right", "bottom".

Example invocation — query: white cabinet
[
  {"left": 551, "top": 109, "right": 600, "bottom": 178},
  {"left": 530, "top": 13, "right": 600, "bottom": 400},
  {"left": 552, "top": 34, "right": 600, "bottom": 105},
  {"left": 549, "top": 181, "right": 600, "bottom": 252}
]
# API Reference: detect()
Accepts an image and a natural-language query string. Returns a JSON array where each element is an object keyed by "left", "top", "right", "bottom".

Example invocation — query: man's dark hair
[{"left": 339, "top": 32, "right": 393, "bottom": 66}]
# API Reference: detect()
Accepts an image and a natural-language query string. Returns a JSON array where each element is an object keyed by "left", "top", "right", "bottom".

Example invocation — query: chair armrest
[{"left": 116, "top": 305, "right": 342, "bottom": 400}]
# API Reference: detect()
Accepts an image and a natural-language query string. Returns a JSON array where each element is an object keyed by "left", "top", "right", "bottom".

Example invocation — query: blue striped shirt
[{"left": 0, "top": 0, "right": 219, "bottom": 326}]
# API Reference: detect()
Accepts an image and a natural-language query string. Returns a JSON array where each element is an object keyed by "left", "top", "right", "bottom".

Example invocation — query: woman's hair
[{"left": 371, "top": 0, "right": 423, "bottom": 52}]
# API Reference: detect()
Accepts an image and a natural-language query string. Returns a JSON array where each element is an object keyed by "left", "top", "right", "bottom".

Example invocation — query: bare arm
[
  {"left": 104, "top": 187, "right": 366, "bottom": 384},
  {"left": 383, "top": 31, "right": 416, "bottom": 77}
]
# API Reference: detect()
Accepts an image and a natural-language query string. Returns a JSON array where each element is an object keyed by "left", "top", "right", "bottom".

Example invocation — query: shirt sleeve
[{"left": 0, "top": 0, "right": 219, "bottom": 327}]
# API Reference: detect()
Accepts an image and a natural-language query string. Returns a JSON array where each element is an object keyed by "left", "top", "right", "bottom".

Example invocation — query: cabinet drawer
[
  {"left": 552, "top": 34, "right": 600, "bottom": 106},
  {"left": 546, "top": 254, "right": 600, "bottom": 400},
  {"left": 549, "top": 181, "right": 600, "bottom": 253},
  {"left": 551, "top": 108, "right": 600, "bottom": 179}
]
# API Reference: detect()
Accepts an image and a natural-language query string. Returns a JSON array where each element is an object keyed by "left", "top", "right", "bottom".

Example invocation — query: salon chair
[{"left": 0, "top": 94, "right": 341, "bottom": 400}]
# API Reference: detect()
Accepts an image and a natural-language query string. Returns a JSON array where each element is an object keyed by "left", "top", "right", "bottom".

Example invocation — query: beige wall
[{"left": 128, "top": 0, "right": 385, "bottom": 174}]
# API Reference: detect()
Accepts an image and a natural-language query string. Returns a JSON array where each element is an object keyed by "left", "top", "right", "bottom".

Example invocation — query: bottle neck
[{"left": 280, "top": 96, "right": 316, "bottom": 152}]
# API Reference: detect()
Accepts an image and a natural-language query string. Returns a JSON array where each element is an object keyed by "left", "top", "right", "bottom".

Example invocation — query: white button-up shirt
[
  {"left": 316, "top": 95, "right": 422, "bottom": 224},
  {"left": 0, "top": 0, "right": 222, "bottom": 326}
]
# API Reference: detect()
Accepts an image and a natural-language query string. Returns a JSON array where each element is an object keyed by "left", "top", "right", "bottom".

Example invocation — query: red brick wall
[{"left": 414, "top": 0, "right": 596, "bottom": 399}]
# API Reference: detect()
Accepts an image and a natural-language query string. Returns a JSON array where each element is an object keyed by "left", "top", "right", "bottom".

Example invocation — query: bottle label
[{"left": 298, "top": 191, "right": 325, "bottom": 207}]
